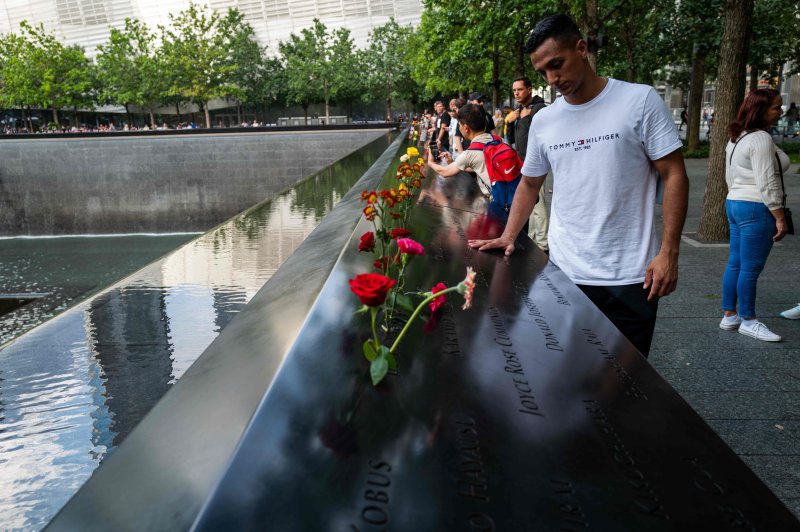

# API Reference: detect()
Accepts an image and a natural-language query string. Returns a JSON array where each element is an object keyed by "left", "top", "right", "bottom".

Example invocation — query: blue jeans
[{"left": 722, "top": 200, "right": 775, "bottom": 318}]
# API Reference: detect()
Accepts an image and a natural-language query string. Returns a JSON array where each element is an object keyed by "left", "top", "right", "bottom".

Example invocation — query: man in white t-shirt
[{"left": 469, "top": 14, "right": 689, "bottom": 357}]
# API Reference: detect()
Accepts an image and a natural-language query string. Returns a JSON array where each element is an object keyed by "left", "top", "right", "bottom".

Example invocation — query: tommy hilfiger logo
[{"left": 549, "top": 132, "right": 621, "bottom": 152}]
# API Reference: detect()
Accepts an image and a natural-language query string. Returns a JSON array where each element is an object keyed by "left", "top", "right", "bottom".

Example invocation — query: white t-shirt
[{"left": 522, "top": 78, "right": 682, "bottom": 286}]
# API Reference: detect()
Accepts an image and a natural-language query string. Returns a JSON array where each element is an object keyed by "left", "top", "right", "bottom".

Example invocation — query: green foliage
[
  {"left": 278, "top": 19, "right": 359, "bottom": 121},
  {"left": 363, "top": 19, "right": 417, "bottom": 118},
  {"left": 0, "top": 21, "right": 94, "bottom": 124},
  {"left": 95, "top": 18, "right": 166, "bottom": 123},
  {"left": 682, "top": 141, "right": 711, "bottom": 158},
  {"left": 159, "top": 2, "right": 244, "bottom": 126},
  {"left": 749, "top": 0, "right": 800, "bottom": 80}
]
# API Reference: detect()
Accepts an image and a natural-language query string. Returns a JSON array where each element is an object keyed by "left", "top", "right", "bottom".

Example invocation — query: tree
[
  {"left": 663, "top": 0, "right": 723, "bottom": 152},
  {"left": 0, "top": 22, "right": 94, "bottom": 127},
  {"left": 218, "top": 8, "right": 265, "bottom": 124},
  {"left": 96, "top": 18, "right": 166, "bottom": 127},
  {"left": 364, "top": 19, "right": 416, "bottom": 120},
  {"left": 159, "top": 3, "right": 240, "bottom": 127},
  {"left": 329, "top": 29, "right": 363, "bottom": 120},
  {"left": 748, "top": 0, "right": 800, "bottom": 91},
  {"left": 279, "top": 20, "right": 346, "bottom": 124},
  {"left": 697, "top": 0, "right": 755, "bottom": 241}
]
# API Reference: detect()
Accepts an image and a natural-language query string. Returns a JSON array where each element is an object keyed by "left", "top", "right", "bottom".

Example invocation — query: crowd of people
[{"left": 412, "top": 12, "right": 798, "bottom": 355}]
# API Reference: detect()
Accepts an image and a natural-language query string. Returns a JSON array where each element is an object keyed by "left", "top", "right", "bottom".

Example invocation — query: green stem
[
  {"left": 370, "top": 306, "right": 380, "bottom": 348},
  {"left": 389, "top": 286, "right": 460, "bottom": 354}
]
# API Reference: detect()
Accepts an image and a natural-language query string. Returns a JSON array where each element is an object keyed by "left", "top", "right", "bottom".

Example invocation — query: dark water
[
  {"left": 0, "top": 234, "right": 198, "bottom": 346},
  {"left": 0, "top": 132, "right": 399, "bottom": 530}
]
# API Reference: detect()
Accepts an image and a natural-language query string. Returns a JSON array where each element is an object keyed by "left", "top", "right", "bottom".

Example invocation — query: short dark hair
[
  {"left": 457, "top": 103, "right": 487, "bottom": 133},
  {"left": 523, "top": 14, "right": 583, "bottom": 54},
  {"left": 513, "top": 76, "right": 532, "bottom": 88}
]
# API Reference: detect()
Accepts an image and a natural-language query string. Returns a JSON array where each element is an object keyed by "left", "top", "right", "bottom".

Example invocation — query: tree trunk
[
  {"left": 515, "top": 36, "right": 526, "bottom": 77},
  {"left": 697, "top": 0, "right": 754, "bottom": 242},
  {"left": 51, "top": 105, "right": 60, "bottom": 126},
  {"left": 584, "top": 0, "right": 599, "bottom": 71},
  {"left": 175, "top": 103, "right": 181, "bottom": 123},
  {"left": 749, "top": 65, "right": 759, "bottom": 92},
  {"left": 149, "top": 108, "right": 155, "bottom": 129},
  {"left": 687, "top": 46, "right": 707, "bottom": 152},
  {"left": 72, "top": 108, "right": 78, "bottom": 128},
  {"left": 492, "top": 50, "right": 501, "bottom": 111},
  {"left": 302, "top": 103, "right": 309, "bottom": 125},
  {"left": 237, "top": 104, "right": 242, "bottom": 124},
  {"left": 125, "top": 103, "right": 131, "bottom": 126},
  {"left": 203, "top": 102, "right": 211, "bottom": 128},
  {"left": 386, "top": 98, "right": 392, "bottom": 121}
]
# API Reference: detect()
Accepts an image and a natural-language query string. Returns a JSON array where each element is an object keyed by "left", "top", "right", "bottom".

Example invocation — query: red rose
[
  {"left": 429, "top": 282, "right": 447, "bottom": 312},
  {"left": 390, "top": 228, "right": 412, "bottom": 239},
  {"left": 358, "top": 231, "right": 375, "bottom": 252},
  {"left": 397, "top": 238, "right": 425, "bottom": 256},
  {"left": 349, "top": 273, "right": 396, "bottom": 306}
]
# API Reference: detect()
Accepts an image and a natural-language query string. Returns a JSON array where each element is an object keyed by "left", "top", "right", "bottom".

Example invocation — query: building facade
[{"left": 0, "top": 0, "right": 422, "bottom": 58}]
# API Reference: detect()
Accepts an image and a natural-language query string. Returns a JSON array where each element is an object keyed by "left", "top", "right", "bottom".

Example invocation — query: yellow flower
[{"left": 407, "top": 147, "right": 420, "bottom": 158}]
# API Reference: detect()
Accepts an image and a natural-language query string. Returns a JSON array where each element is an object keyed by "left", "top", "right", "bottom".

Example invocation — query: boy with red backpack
[{"left": 426, "top": 103, "right": 528, "bottom": 231}]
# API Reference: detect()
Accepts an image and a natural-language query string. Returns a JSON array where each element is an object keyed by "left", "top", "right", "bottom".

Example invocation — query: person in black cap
[{"left": 468, "top": 91, "right": 495, "bottom": 134}]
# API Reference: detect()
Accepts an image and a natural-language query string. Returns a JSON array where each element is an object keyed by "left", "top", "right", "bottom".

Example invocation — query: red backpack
[{"left": 467, "top": 135, "right": 523, "bottom": 183}]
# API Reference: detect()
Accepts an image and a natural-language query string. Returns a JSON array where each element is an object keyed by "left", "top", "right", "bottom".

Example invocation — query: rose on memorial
[
  {"left": 358, "top": 231, "right": 375, "bottom": 253},
  {"left": 354, "top": 267, "right": 477, "bottom": 385},
  {"left": 350, "top": 149, "right": 474, "bottom": 385},
  {"left": 390, "top": 228, "right": 411, "bottom": 239},
  {"left": 349, "top": 273, "right": 396, "bottom": 307},
  {"left": 429, "top": 282, "right": 447, "bottom": 312}
]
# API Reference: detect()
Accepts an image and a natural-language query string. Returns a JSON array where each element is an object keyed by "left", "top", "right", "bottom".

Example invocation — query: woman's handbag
[{"left": 776, "top": 152, "right": 794, "bottom": 235}]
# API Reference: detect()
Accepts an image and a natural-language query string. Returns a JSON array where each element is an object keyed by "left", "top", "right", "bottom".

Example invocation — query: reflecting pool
[{"left": 0, "top": 131, "right": 398, "bottom": 530}]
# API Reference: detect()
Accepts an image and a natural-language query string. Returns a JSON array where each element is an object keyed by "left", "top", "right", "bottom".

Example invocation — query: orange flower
[
  {"left": 411, "top": 178, "right": 422, "bottom": 188},
  {"left": 363, "top": 205, "right": 377, "bottom": 221}
]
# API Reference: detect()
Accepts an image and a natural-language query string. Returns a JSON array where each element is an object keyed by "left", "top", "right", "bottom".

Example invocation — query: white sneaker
[
  {"left": 780, "top": 304, "right": 800, "bottom": 320},
  {"left": 719, "top": 315, "right": 743, "bottom": 330},
  {"left": 738, "top": 320, "right": 782, "bottom": 342}
]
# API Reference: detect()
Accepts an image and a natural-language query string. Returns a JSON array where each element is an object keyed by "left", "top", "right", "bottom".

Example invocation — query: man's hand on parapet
[
  {"left": 468, "top": 235, "right": 516, "bottom": 256},
  {"left": 643, "top": 251, "right": 678, "bottom": 301}
]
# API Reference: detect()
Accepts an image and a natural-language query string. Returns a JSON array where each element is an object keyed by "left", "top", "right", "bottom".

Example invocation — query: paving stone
[
  {"left": 657, "top": 368, "right": 800, "bottom": 392},
  {"left": 705, "top": 419, "right": 800, "bottom": 455},
  {"left": 678, "top": 391, "right": 800, "bottom": 420}
]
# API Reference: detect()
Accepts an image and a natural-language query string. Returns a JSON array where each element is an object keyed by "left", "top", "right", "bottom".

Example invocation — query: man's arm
[
  {"left": 427, "top": 150, "right": 462, "bottom": 177},
  {"left": 467, "top": 174, "right": 545, "bottom": 255},
  {"left": 645, "top": 149, "right": 689, "bottom": 301}
]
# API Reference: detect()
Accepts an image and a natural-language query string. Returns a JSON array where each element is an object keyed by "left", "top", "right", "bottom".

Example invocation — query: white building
[{"left": 0, "top": 0, "right": 422, "bottom": 58}]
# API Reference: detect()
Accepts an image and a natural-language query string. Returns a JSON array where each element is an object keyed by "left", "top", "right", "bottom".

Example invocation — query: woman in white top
[{"left": 720, "top": 88, "right": 789, "bottom": 341}]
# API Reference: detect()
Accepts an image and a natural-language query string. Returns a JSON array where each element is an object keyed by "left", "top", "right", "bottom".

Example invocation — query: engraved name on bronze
[
  {"left": 351, "top": 459, "right": 393, "bottom": 530},
  {"left": 583, "top": 400, "right": 669, "bottom": 519},
  {"left": 488, "top": 306, "right": 546, "bottom": 418},
  {"left": 520, "top": 296, "right": 564, "bottom": 352},
  {"left": 441, "top": 304, "right": 462, "bottom": 357},
  {"left": 581, "top": 329, "right": 648, "bottom": 401},
  {"left": 551, "top": 479, "right": 589, "bottom": 530},
  {"left": 685, "top": 457, "right": 756, "bottom": 529},
  {"left": 538, "top": 272, "right": 571, "bottom": 306},
  {"left": 453, "top": 414, "right": 491, "bottom": 504}
]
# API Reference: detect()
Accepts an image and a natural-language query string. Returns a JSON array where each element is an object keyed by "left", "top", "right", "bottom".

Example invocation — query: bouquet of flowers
[{"left": 349, "top": 146, "right": 476, "bottom": 385}]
